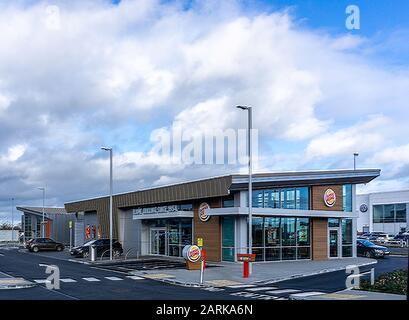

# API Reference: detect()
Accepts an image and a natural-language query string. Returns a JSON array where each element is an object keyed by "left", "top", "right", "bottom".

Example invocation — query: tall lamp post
[
  {"left": 37, "top": 187, "right": 46, "bottom": 238},
  {"left": 236, "top": 105, "right": 253, "bottom": 275},
  {"left": 353, "top": 153, "right": 359, "bottom": 170},
  {"left": 101, "top": 147, "right": 113, "bottom": 261},
  {"left": 11, "top": 198, "right": 14, "bottom": 242}
]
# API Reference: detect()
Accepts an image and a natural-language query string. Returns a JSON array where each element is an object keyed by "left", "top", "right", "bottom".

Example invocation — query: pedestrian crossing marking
[
  {"left": 83, "top": 277, "right": 100, "bottom": 282},
  {"left": 60, "top": 278, "right": 77, "bottom": 283},
  {"left": 126, "top": 276, "right": 144, "bottom": 280},
  {"left": 290, "top": 292, "right": 325, "bottom": 298},
  {"left": 105, "top": 276, "right": 123, "bottom": 281},
  {"left": 246, "top": 286, "right": 277, "bottom": 292},
  {"left": 266, "top": 289, "right": 300, "bottom": 294}
]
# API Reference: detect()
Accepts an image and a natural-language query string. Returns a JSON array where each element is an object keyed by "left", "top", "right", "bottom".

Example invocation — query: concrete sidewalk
[
  {"left": 290, "top": 288, "right": 406, "bottom": 300},
  {"left": 131, "top": 258, "right": 377, "bottom": 287}
]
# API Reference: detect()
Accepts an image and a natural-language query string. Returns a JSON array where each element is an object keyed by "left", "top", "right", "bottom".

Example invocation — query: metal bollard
[
  {"left": 199, "top": 259, "right": 205, "bottom": 285},
  {"left": 90, "top": 245, "right": 97, "bottom": 262}
]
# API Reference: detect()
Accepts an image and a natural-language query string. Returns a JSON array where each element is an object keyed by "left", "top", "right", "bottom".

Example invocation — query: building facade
[
  {"left": 65, "top": 169, "right": 380, "bottom": 262},
  {"left": 16, "top": 206, "right": 75, "bottom": 244},
  {"left": 356, "top": 190, "right": 409, "bottom": 234}
]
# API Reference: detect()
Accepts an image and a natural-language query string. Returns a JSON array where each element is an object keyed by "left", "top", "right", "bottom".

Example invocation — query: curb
[{"left": 0, "top": 278, "right": 37, "bottom": 290}]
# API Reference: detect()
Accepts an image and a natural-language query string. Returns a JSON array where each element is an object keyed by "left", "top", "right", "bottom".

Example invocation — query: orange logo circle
[{"left": 324, "top": 189, "right": 336, "bottom": 207}]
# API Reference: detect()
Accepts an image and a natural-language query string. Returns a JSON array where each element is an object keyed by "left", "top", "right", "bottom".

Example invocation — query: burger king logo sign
[
  {"left": 323, "top": 188, "right": 336, "bottom": 207},
  {"left": 184, "top": 245, "right": 201, "bottom": 263},
  {"left": 199, "top": 202, "right": 210, "bottom": 222}
]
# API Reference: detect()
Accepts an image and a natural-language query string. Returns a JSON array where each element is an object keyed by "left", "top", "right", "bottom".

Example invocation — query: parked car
[
  {"left": 367, "top": 232, "right": 391, "bottom": 242},
  {"left": 27, "top": 238, "right": 65, "bottom": 253},
  {"left": 393, "top": 233, "right": 409, "bottom": 241},
  {"left": 357, "top": 239, "right": 390, "bottom": 258},
  {"left": 24, "top": 238, "right": 35, "bottom": 249},
  {"left": 70, "top": 239, "right": 123, "bottom": 258},
  {"left": 357, "top": 233, "right": 370, "bottom": 239}
]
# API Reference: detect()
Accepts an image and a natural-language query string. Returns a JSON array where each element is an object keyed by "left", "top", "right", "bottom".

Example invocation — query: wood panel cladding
[
  {"left": 311, "top": 185, "right": 343, "bottom": 211},
  {"left": 193, "top": 197, "right": 222, "bottom": 262},
  {"left": 311, "top": 218, "right": 328, "bottom": 260}
]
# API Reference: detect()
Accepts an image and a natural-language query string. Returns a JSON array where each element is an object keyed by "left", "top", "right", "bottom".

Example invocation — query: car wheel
[
  {"left": 56, "top": 246, "right": 63, "bottom": 252},
  {"left": 113, "top": 250, "right": 121, "bottom": 258},
  {"left": 82, "top": 251, "right": 89, "bottom": 258},
  {"left": 365, "top": 251, "right": 372, "bottom": 258},
  {"left": 32, "top": 246, "right": 39, "bottom": 253}
]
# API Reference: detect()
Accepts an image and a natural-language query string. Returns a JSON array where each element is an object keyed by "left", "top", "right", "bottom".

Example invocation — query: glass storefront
[
  {"left": 252, "top": 217, "right": 311, "bottom": 261},
  {"left": 328, "top": 218, "right": 353, "bottom": 258},
  {"left": 146, "top": 218, "right": 192, "bottom": 257}
]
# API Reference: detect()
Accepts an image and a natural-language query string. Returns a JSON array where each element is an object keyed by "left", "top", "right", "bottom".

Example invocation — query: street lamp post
[
  {"left": 11, "top": 198, "right": 14, "bottom": 242},
  {"left": 353, "top": 153, "right": 359, "bottom": 170},
  {"left": 37, "top": 187, "right": 45, "bottom": 238},
  {"left": 101, "top": 147, "right": 113, "bottom": 261},
  {"left": 236, "top": 105, "right": 253, "bottom": 275}
]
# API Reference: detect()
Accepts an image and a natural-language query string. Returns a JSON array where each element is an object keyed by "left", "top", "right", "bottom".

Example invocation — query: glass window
[
  {"left": 395, "top": 204, "right": 407, "bottom": 222},
  {"left": 221, "top": 215, "right": 235, "bottom": 263},
  {"left": 222, "top": 196, "right": 235, "bottom": 208},
  {"left": 328, "top": 218, "right": 340, "bottom": 228},
  {"left": 264, "top": 189, "right": 280, "bottom": 208},
  {"left": 281, "top": 218, "right": 296, "bottom": 246},
  {"left": 383, "top": 204, "right": 394, "bottom": 223},
  {"left": 252, "top": 248, "right": 264, "bottom": 262},
  {"left": 282, "top": 247, "right": 296, "bottom": 260},
  {"left": 297, "top": 218, "right": 310, "bottom": 246},
  {"left": 252, "top": 217, "right": 264, "bottom": 247},
  {"left": 342, "top": 219, "right": 353, "bottom": 245},
  {"left": 373, "top": 205, "right": 383, "bottom": 223},
  {"left": 265, "top": 247, "right": 280, "bottom": 261},
  {"left": 343, "top": 184, "right": 352, "bottom": 212},
  {"left": 298, "top": 187, "right": 309, "bottom": 210},
  {"left": 264, "top": 217, "right": 280, "bottom": 246},
  {"left": 342, "top": 246, "right": 352, "bottom": 257},
  {"left": 252, "top": 190, "right": 264, "bottom": 208},
  {"left": 285, "top": 189, "right": 296, "bottom": 209},
  {"left": 297, "top": 247, "right": 310, "bottom": 260}
]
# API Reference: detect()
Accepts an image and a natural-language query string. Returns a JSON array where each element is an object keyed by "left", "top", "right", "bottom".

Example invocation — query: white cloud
[{"left": 2, "top": 144, "right": 27, "bottom": 162}]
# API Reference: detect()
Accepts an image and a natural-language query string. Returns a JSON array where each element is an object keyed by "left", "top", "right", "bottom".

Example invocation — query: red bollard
[
  {"left": 202, "top": 249, "right": 206, "bottom": 269},
  {"left": 243, "top": 261, "right": 249, "bottom": 278}
]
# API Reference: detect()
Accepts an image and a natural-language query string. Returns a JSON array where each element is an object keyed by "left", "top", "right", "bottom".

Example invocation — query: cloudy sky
[{"left": 1, "top": 0, "right": 409, "bottom": 223}]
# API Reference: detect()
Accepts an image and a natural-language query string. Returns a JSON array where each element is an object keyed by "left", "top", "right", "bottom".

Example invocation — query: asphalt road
[
  {"left": 0, "top": 247, "right": 406, "bottom": 300},
  {"left": 0, "top": 247, "right": 245, "bottom": 300}
]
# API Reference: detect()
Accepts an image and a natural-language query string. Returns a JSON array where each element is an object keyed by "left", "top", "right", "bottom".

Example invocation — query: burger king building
[{"left": 64, "top": 169, "right": 380, "bottom": 263}]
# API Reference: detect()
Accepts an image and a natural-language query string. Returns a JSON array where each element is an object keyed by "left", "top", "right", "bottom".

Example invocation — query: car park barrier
[{"left": 90, "top": 245, "right": 97, "bottom": 262}]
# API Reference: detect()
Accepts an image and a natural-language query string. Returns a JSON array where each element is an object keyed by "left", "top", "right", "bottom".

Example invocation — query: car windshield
[
  {"left": 358, "top": 240, "right": 375, "bottom": 247},
  {"left": 82, "top": 240, "right": 96, "bottom": 246}
]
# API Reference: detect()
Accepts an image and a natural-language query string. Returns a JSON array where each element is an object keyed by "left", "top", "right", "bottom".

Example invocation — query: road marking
[
  {"left": 290, "top": 291, "right": 325, "bottom": 298},
  {"left": 60, "top": 278, "right": 77, "bottom": 283},
  {"left": 265, "top": 289, "right": 300, "bottom": 294},
  {"left": 82, "top": 277, "right": 100, "bottom": 282},
  {"left": 126, "top": 276, "right": 144, "bottom": 280},
  {"left": 143, "top": 273, "right": 175, "bottom": 279},
  {"left": 226, "top": 284, "right": 256, "bottom": 289},
  {"left": 246, "top": 286, "right": 277, "bottom": 292},
  {"left": 230, "top": 291, "right": 278, "bottom": 300},
  {"left": 105, "top": 276, "right": 123, "bottom": 281},
  {"left": 34, "top": 279, "right": 51, "bottom": 284}
]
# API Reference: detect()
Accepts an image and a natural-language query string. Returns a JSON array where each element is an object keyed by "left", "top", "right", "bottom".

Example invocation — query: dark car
[
  {"left": 28, "top": 238, "right": 65, "bottom": 253},
  {"left": 70, "top": 239, "right": 123, "bottom": 258},
  {"left": 357, "top": 239, "right": 390, "bottom": 258},
  {"left": 393, "top": 234, "right": 409, "bottom": 242}
]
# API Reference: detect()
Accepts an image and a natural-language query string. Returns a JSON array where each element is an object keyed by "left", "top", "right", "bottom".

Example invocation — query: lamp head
[
  {"left": 236, "top": 105, "right": 249, "bottom": 110},
  {"left": 101, "top": 147, "right": 112, "bottom": 151}
]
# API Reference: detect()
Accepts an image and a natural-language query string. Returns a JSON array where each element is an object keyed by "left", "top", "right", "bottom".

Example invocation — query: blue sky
[{"left": 0, "top": 0, "right": 408, "bottom": 222}]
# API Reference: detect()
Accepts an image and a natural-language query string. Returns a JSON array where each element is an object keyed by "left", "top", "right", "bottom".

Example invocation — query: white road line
[
  {"left": 105, "top": 276, "right": 123, "bottom": 281},
  {"left": 227, "top": 284, "right": 256, "bottom": 289},
  {"left": 246, "top": 287, "right": 277, "bottom": 292},
  {"left": 60, "top": 278, "right": 77, "bottom": 283},
  {"left": 290, "top": 292, "right": 325, "bottom": 298},
  {"left": 265, "top": 289, "right": 300, "bottom": 294},
  {"left": 34, "top": 279, "right": 50, "bottom": 284},
  {"left": 82, "top": 277, "right": 100, "bottom": 282},
  {"left": 126, "top": 276, "right": 144, "bottom": 280}
]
